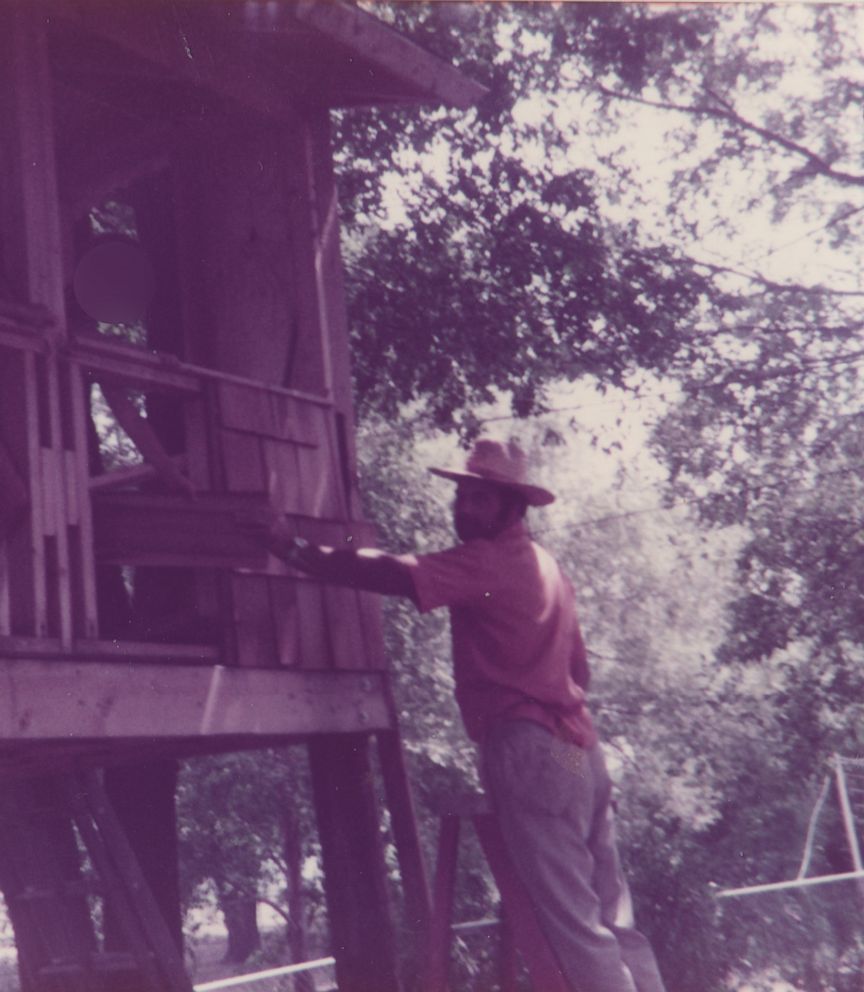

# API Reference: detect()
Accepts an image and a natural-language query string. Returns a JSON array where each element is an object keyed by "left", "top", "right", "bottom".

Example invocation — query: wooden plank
[
  {"left": 0, "top": 9, "right": 65, "bottom": 318},
  {"left": 222, "top": 431, "right": 266, "bottom": 492},
  {"left": 92, "top": 491, "right": 270, "bottom": 570},
  {"left": 74, "top": 640, "right": 218, "bottom": 664},
  {"left": 323, "top": 586, "right": 368, "bottom": 671},
  {"left": 39, "top": 447, "right": 59, "bottom": 537},
  {"left": 183, "top": 397, "right": 212, "bottom": 493},
  {"left": 295, "top": 441, "right": 342, "bottom": 518},
  {"left": 0, "top": 635, "right": 63, "bottom": 658},
  {"left": 0, "top": 299, "right": 53, "bottom": 330},
  {"left": 217, "top": 381, "right": 318, "bottom": 445},
  {"left": 232, "top": 575, "right": 277, "bottom": 668},
  {"left": 294, "top": 580, "right": 331, "bottom": 670},
  {"left": 68, "top": 773, "right": 192, "bottom": 992},
  {"left": 0, "top": 543, "right": 9, "bottom": 635},
  {"left": 0, "top": 660, "right": 392, "bottom": 739},
  {"left": 70, "top": 335, "right": 202, "bottom": 395},
  {"left": 68, "top": 365, "right": 99, "bottom": 638},
  {"left": 44, "top": 360, "right": 74, "bottom": 646},
  {"left": 0, "top": 323, "right": 49, "bottom": 354},
  {"left": 192, "top": 363, "right": 332, "bottom": 411},
  {"left": 376, "top": 727, "right": 431, "bottom": 971},
  {"left": 262, "top": 439, "right": 304, "bottom": 514},
  {"left": 357, "top": 592, "right": 387, "bottom": 671},
  {"left": 24, "top": 353, "right": 47, "bottom": 637},
  {"left": 423, "top": 815, "right": 462, "bottom": 992},
  {"left": 63, "top": 450, "right": 80, "bottom": 526},
  {"left": 269, "top": 577, "right": 301, "bottom": 668}
]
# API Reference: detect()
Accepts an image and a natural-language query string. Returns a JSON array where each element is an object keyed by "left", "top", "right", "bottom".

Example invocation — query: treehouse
[{"left": 0, "top": 3, "right": 484, "bottom": 990}]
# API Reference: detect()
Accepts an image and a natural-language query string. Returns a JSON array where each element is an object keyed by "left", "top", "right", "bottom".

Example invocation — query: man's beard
[{"left": 454, "top": 510, "right": 511, "bottom": 543}]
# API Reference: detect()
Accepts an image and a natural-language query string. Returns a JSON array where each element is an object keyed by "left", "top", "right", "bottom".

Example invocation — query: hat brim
[{"left": 428, "top": 467, "right": 555, "bottom": 507}]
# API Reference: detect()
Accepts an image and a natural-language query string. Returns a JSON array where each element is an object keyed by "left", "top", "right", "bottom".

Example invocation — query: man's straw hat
[{"left": 429, "top": 438, "right": 555, "bottom": 507}]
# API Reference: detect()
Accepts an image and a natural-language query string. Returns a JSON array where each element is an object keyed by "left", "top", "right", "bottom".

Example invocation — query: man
[{"left": 248, "top": 438, "right": 666, "bottom": 992}]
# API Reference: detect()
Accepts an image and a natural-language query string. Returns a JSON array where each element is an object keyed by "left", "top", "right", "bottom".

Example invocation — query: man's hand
[
  {"left": 234, "top": 509, "right": 300, "bottom": 561},
  {"left": 286, "top": 537, "right": 332, "bottom": 575}
]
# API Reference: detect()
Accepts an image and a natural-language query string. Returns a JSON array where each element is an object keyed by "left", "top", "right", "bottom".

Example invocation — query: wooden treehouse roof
[{"left": 51, "top": 0, "right": 488, "bottom": 118}]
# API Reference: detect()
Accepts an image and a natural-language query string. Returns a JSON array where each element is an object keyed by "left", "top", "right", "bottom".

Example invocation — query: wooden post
[
  {"left": 376, "top": 728, "right": 432, "bottom": 968},
  {"left": 0, "top": 7, "right": 87, "bottom": 651},
  {"left": 308, "top": 733, "right": 401, "bottom": 992},
  {"left": 0, "top": 777, "right": 98, "bottom": 992},
  {"left": 423, "top": 815, "right": 461, "bottom": 992},
  {"left": 103, "top": 760, "right": 184, "bottom": 953}
]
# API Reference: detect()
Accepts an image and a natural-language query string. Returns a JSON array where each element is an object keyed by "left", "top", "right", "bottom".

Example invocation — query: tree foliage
[{"left": 337, "top": 3, "right": 719, "bottom": 433}]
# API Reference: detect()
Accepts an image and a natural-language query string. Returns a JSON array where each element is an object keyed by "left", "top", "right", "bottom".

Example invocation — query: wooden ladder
[
  {"left": 423, "top": 798, "right": 569, "bottom": 992},
  {"left": 0, "top": 770, "right": 192, "bottom": 992}
]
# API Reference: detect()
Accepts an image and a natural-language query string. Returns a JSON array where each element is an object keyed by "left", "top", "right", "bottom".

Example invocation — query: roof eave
[{"left": 292, "top": 0, "right": 488, "bottom": 111}]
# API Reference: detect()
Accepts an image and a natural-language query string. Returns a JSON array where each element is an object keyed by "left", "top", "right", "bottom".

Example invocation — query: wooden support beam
[
  {"left": 0, "top": 660, "right": 392, "bottom": 741},
  {"left": 103, "top": 760, "right": 184, "bottom": 955},
  {"left": 0, "top": 7, "right": 66, "bottom": 317},
  {"left": 70, "top": 334, "right": 202, "bottom": 395},
  {"left": 308, "top": 733, "right": 401, "bottom": 992},
  {"left": 424, "top": 814, "right": 461, "bottom": 992},
  {"left": 376, "top": 728, "right": 432, "bottom": 974}
]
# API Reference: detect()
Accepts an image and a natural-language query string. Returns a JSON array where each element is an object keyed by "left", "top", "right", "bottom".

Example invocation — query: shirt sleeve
[{"left": 399, "top": 542, "right": 500, "bottom": 614}]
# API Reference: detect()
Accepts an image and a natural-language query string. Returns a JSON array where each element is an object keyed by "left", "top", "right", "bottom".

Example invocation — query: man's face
[{"left": 453, "top": 479, "right": 515, "bottom": 542}]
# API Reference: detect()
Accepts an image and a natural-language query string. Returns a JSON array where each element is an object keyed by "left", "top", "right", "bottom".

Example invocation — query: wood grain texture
[{"left": 0, "top": 659, "right": 392, "bottom": 741}]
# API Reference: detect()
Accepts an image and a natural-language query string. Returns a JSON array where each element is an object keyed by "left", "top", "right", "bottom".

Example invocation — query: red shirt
[{"left": 403, "top": 522, "right": 597, "bottom": 746}]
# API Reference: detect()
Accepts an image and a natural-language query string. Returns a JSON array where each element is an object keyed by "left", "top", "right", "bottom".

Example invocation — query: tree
[
  {"left": 336, "top": 3, "right": 717, "bottom": 433},
  {"left": 177, "top": 749, "right": 322, "bottom": 980}
]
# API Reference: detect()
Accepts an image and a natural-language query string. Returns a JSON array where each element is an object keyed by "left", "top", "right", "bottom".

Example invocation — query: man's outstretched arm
[
  {"left": 238, "top": 513, "right": 418, "bottom": 602},
  {"left": 285, "top": 539, "right": 417, "bottom": 601}
]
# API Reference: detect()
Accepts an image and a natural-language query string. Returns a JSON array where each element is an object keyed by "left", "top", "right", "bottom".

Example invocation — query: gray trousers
[{"left": 482, "top": 720, "right": 667, "bottom": 992}]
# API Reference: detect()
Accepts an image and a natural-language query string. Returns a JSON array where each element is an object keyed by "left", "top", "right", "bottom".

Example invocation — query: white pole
[
  {"left": 715, "top": 868, "right": 864, "bottom": 900},
  {"left": 193, "top": 956, "right": 336, "bottom": 992},
  {"left": 833, "top": 753, "right": 864, "bottom": 900}
]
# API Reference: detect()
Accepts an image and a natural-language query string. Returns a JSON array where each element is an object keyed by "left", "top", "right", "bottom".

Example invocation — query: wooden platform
[{"left": 0, "top": 656, "right": 392, "bottom": 778}]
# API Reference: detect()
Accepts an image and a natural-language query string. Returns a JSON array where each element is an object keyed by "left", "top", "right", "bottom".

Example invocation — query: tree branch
[
  {"left": 596, "top": 84, "right": 864, "bottom": 189},
  {"left": 692, "top": 259, "right": 864, "bottom": 298}
]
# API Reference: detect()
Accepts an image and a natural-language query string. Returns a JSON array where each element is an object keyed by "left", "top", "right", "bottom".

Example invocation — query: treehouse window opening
[
  {"left": 89, "top": 383, "right": 145, "bottom": 475},
  {"left": 74, "top": 199, "right": 149, "bottom": 347},
  {"left": 72, "top": 169, "right": 185, "bottom": 361}
]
